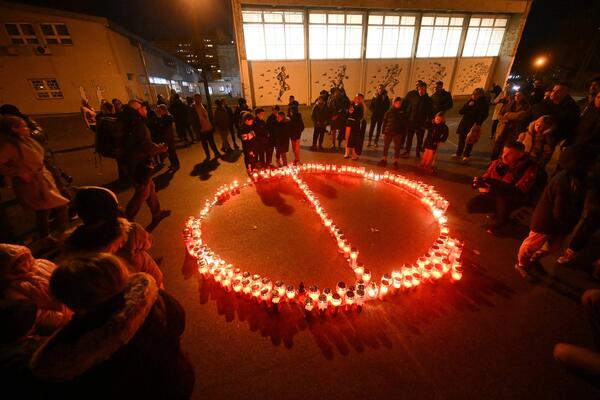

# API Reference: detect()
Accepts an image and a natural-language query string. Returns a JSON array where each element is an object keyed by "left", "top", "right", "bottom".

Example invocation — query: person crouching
[
  {"left": 239, "top": 113, "right": 257, "bottom": 173},
  {"left": 421, "top": 112, "right": 449, "bottom": 173}
]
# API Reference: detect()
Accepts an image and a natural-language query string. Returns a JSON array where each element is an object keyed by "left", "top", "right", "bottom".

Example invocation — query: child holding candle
[{"left": 421, "top": 112, "right": 449, "bottom": 173}]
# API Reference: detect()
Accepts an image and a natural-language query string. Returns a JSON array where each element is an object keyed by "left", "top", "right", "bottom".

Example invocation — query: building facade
[
  {"left": 231, "top": 0, "right": 532, "bottom": 107},
  {"left": 0, "top": 1, "right": 200, "bottom": 115}
]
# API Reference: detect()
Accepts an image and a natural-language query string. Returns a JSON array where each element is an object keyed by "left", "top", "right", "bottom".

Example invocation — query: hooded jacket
[
  {"left": 30, "top": 273, "right": 194, "bottom": 399},
  {"left": 517, "top": 120, "right": 556, "bottom": 166}
]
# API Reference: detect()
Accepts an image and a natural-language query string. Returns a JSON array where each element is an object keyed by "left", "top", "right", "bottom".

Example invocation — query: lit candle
[
  {"left": 318, "top": 294, "right": 328, "bottom": 312},
  {"left": 308, "top": 285, "right": 319, "bottom": 301},
  {"left": 304, "top": 297, "right": 314, "bottom": 312},
  {"left": 286, "top": 285, "right": 295, "bottom": 300},
  {"left": 336, "top": 281, "right": 346, "bottom": 297},
  {"left": 367, "top": 283, "right": 378, "bottom": 299},
  {"left": 363, "top": 269, "right": 372, "bottom": 284}
]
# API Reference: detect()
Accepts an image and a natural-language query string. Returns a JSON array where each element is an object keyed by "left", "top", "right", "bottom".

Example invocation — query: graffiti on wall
[
  {"left": 453, "top": 60, "right": 492, "bottom": 95},
  {"left": 414, "top": 61, "right": 448, "bottom": 90},
  {"left": 314, "top": 65, "right": 348, "bottom": 92},
  {"left": 366, "top": 64, "right": 403, "bottom": 96},
  {"left": 257, "top": 66, "right": 291, "bottom": 102}
]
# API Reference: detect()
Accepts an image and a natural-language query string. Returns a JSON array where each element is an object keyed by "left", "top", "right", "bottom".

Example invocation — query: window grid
[
  {"left": 4, "top": 23, "right": 39, "bottom": 45},
  {"left": 29, "top": 79, "right": 63, "bottom": 100},
  {"left": 242, "top": 10, "right": 305, "bottom": 60},
  {"left": 308, "top": 11, "right": 364, "bottom": 59},
  {"left": 462, "top": 16, "right": 508, "bottom": 57},
  {"left": 40, "top": 23, "right": 73, "bottom": 45},
  {"left": 416, "top": 15, "right": 464, "bottom": 58},
  {"left": 366, "top": 13, "right": 416, "bottom": 59}
]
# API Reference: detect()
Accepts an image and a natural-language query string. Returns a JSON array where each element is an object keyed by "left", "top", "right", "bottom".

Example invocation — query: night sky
[{"left": 7, "top": 0, "right": 600, "bottom": 79}]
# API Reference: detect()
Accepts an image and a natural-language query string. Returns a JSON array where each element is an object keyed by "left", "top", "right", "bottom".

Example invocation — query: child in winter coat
[
  {"left": 517, "top": 115, "right": 555, "bottom": 167},
  {"left": 421, "top": 112, "right": 449, "bottom": 172},
  {"left": 238, "top": 113, "right": 257, "bottom": 172},
  {"left": 253, "top": 108, "right": 269, "bottom": 167},
  {"left": 63, "top": 186, "right": 164, "bottom": 287},
  {"left": 273, "top": 112, "right": 291, "bottom": 167},
  {"left": 0, "top": 244, "right": 71, "bottom": 335}
]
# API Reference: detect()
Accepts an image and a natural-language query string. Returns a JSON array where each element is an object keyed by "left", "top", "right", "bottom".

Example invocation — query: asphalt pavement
[{"left": 49, "top": 116, "right": 600, "bottom": 399}]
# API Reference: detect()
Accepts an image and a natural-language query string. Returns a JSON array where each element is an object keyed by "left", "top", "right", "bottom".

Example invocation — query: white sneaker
[
  {"left": 557, "top": 249, "right": 576, "bottom": 265},
  {"left": 462, "top": 156, "right": 470, "bottom": 163}
]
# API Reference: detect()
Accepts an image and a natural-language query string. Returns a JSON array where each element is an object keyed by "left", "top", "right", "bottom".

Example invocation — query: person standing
[
  {"left": 191, "top": 94, "right": 221, "bottom": 163},
  {"left": 311, "top": 96, "right": 330, "bottom": 151},
  {"left": 156, "top": 94, "right": 167, "bottom": 106},
  {"left": 0, "top": 116, "right": 69, "bottom": 246},
  {"left": 238, "top": 113, "right": 257, "bottom": 173},
  {"left": 420, "top": 112, "right": 449, "bottom": 173},
  {"left": 453, "top": 88, "right": 489, "bottom": 162},
  {"left": 490, "top": 84, "right": 509, "bottom": 139},
  {"left": 289, "top": 105, "right": 304, "bottom": 165},
  {"left": 344, "top": 94, "right": 365, "bottom": 161},
  {"left": 266, "top": 106, "right": 280, "bottom": 166},
  {"left": 328, "top": 88, "right": 349, "bottom": 150},
  {"left": 491, "top": 91, "right": 531, "bottom": 161},
  {"left": 120, "top": 100, "right": 170, "bottom": 225},
  {"left": 568, "top": 91, "right": 600, "bottom": 149},
  {"left": 529, "top": 79, "right": 545, "bottom": 106},
  {"left": 221, "top": 99, "right": 239, "bottom": 149},
  {"left": 367, "top": 84, "right": 390, "bottom": 147},
  {"left": 168, "top": 93, "right": 193, "bottom": 143},
  {"left": 273, "top": 111, "right": 291, "bottom": 167},
  {"left": 213, "top": 100, "right": 233, "bottom": 153},
  {"left": 287, "top": 95, "right": 299, "bottom": 117},
  {"left": 377, "top": 96, "right": 407, "bottom": 168},
  {"left": 234, "top": 98, "right": 250, "bottom": 139},
  {"left": 80, "top": 99, "right": 97, "bottom": 133},
  {"left": 401, "top": 81, "right": 433, "bottom": 159},
  {"left": 154, "top": 105, "right": 179, "bottom": 170},
  {"left": 546, "top": 83, "right": 580, "bottom": 145},
  {"left": 253, "top": 108, "right": 269, "bottom": 166},
  {"left": 431, "top": 81, "right": 453, "bottom": 115}
]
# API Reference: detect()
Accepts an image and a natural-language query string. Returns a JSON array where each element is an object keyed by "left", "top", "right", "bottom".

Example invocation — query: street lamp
[{"left": 534, "top": 56, "right": 547, "bottom": 68}]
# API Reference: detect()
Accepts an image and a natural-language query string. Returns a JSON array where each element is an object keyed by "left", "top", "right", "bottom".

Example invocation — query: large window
[
  {"left": 416, "top": 15, "right": 464, "bottom": 58},
  {"left": 462, "top": 16, "right": 508, "bottom": 57},
  {"left": 309, "top": 11, "right": 363, "bottom": 59},
  {"left": 40, "top": 23, "right": 73, "bottom": 45},
  {"left": 4, "top": 23, "right": 39, "bottom": 45},
  {"left": 29, "top": 79, "right": 63, "bottom": 99},
  {"left": 366, "top": 14, "right": 415, "bottom": 58},
  {"left": 242, "top": 10, "right": 304, "bottom": 60}
]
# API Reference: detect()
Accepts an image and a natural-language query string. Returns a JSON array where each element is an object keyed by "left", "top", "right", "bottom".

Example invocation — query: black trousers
[
  {"left": 466, "top": 190, "right": 526, "bottom": 227},
  {"left": 490, "top": 119, "right": 499, "bottom": 139},
  {"left": 199, "top": 131, "right": 220, "bottom": 159},
  {"left": 175, "top": 121, "right": 193, "bottom": 142},
  {"left": 383, "top": 134, "right": 402, "bottom": 159},
  {"left": 313, "top": 126, "right": 327, "bottom": 147},
  {"left": 241, "top": 139, "right": 256, "bottom": 170},
  {"left": 404, "top": 123, "right": 425, "bottom": 155},
  {"left": 255, "top": 139, "right": 267, "bottom": 165},
  {"left": 456, "top": 131, "right": 474, "bottom": 157},
  {"left": 168, "top": 147, "right": 179, "bottom": 167},
  {"left": 368, "top": 115, "right": 384, "bottom": 144}
]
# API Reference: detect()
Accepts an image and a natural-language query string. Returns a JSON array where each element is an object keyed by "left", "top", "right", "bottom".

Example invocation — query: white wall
[
  {"left": 452, "top": 57, "right": 494, "bottom": 95},
  {"left": 364, "top": 59, "right": 411, "bottom": 99},
  {"left": 310, "top": 60, "right": 362, "bottom": 102},
  {"left": 249, "top": 60, "right": 308, "bottom": 106}
]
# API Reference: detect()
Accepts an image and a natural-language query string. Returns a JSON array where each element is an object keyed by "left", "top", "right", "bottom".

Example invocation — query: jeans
[
  {"left": 368, "top": 116, "right": 384, "bottom": 145},
  {"left": 382, "top": 134, "right": 402, "bottom": 159},
  {"left": 216, "top": 129, "right": 232, "bottom": 151},
  {"left": 456, "top": 131, "right": 474, "bottom": 157},
  {"left": 125, "top": 180, "right": 160, "bottom": 221},
  {"left": 312, "top": 126, "right": 327, "bottom": 147}
]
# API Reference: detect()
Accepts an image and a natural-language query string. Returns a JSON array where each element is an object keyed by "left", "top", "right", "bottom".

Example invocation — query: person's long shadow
[
  {"left": 188, "top": 252, "right": 515, "bottom": 359},
  {"left": 190, "top": 159, "right": 220, "bottom": 181},
  {"left": 220, "top": 149, "right": 242, "bottom": 163},
  {"left": 254, "top": 178, "right": 303, "bottom": 216},
  {"left": 153, "top": 168, "right": 177, "bottom": 192}
]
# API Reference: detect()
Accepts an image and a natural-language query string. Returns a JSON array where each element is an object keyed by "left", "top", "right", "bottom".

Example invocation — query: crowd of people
[{"left": 0, "top": 73, "right": 599, "bottom": 394}]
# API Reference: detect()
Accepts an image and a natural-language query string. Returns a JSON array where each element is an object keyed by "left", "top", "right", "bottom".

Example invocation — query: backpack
[{"left": 95, "top": 117, "right": 124, "bottom": 159}]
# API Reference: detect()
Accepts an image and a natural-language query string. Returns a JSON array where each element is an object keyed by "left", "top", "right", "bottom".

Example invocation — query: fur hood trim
[{"left": 30, "top": 273, "right": 159, "bottom": 381}]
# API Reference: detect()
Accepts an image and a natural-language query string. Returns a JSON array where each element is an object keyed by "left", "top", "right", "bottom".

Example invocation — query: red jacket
[{"left": 482, "top": 156, "right": 538, "bottom": 194}]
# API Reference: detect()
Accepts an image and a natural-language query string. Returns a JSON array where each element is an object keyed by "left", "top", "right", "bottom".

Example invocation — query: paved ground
[{"left": 12, "top": 114, "right": 600, "bottom": 399}]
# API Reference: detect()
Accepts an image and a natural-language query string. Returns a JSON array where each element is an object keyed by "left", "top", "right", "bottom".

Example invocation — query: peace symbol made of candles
[{"left": 183, "top": 163, "right": 464, "bottom": 316}]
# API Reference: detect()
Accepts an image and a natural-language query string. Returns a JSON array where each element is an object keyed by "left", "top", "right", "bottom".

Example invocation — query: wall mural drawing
[
  {"left": 414, "top": 61, "right": 448, "bottom": 90},
  {"left": 314, "top": 65, "right": 348, "bottom": 92},
  {"left": 366, "top": 64, "right": 403, "bottom": 96},
  {"left": 257, "top": 66, "right": 290, "bottom": 101},
  {"left": 453, "top": 60, "right": 492, "bottom": 95}
]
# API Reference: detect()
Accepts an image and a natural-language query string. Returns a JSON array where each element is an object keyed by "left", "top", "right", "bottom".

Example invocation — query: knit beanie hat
[{"left": 73, "top": 186, "right": 119, "bottom": 225}]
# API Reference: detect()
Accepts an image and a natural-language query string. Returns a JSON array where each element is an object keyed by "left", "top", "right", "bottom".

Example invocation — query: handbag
[{"left": 466, "top": 124, "right": 482, "bottom": 144}]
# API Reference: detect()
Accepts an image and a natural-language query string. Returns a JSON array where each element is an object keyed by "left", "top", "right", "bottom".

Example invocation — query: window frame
[
  {"left": 308, "top": 10, "right": 365, "bottom": 60},
  {"left": 241, "top": 8, "right": 306, "bottom": 61},
  {"left": 29, "top": 78, "right": 63, "bottom": 100},
  {"left": 461, "top": 15, "right": 508, "bottom": 57},
  {"left": 39, "top": 23, "right": 73, "bottom": 45},
  {"left": 366, "top": 12, "right": 417, "bottom": 59},
  {"left": 415, "top": 14, "right": 466, "bottom": 58},
  {"left": 4, "top": 23, "right": 39, "bottom": 45}
]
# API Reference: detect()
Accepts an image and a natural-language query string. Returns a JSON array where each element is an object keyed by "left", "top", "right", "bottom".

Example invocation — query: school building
[
  {"left": 230, "top": 0, "right": 532, "bottom": 107},
  {"left": 0, "top": 1, "right": 200, "bottom": 115}
]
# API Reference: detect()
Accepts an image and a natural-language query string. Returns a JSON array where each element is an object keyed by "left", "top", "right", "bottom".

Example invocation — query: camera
[{"left": 472, "top": 176, "right": 488, "bottom": 190}]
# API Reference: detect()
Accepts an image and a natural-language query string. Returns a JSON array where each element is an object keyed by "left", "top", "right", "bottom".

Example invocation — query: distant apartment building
[{"left": 0, "top": 1, "right": 200, "bottom": 115}]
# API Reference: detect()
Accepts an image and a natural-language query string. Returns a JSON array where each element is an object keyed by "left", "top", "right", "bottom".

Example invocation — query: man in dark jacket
[
  {"left": 213, "top": 100, "right": 233, "bottom": 153},
  {"left": 367, "top": 85, "right": 390, "bottom": 147},
  {"left": 273, "top": 111, "right": 291, "bottom": 166},
  {"left": 266, "top": 106, "right": 280, "bottom": 166},
  {"left": 515, "top": 145, "right": 594, "bottom": 276},
  {"left": 529, "top": 79, "right": 545, "bottom": 106},
  {"left": 401, "top": 81, "right": 433, "bottom": 159},
  {"left": 378, "top": 96, "right": 407, "bottom": 167},
  {"left": 453, "top": 88, "right": 489, "bottom": 161},
  {"left": 168, "top": 93, "right": 193, "bottom": 143},
  {"left": 430, "top": 81, "right": 453, "bottom": 114},
  {"left": 234, "top": 98, "right": 250, "bottom": 138},
  {"left": 467, "top": 141, "right": 538, "bottom": 235},
  {"left": 546, "top": 83, "right": 580, "bottom": 145},
  {"left": 253, "top": 108, "right": 269, "bottom": 166},
  {"left": 221, "top": 99, "right": 239, "bottom": 149},
  {"left": 569, "top": 91, "right": 600, "bottom": 150},
  {"left": 31, "top": 254, "right": 195, "bottom": 400},
  {"left": 311, "top": 96, "right": 330, "bottom": 151},
  {"left": 120, "top": 100, "right": 170, "bottom": 225},
  {"left": 328, "top": 88, "right": 350, "bottom": 149}
]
